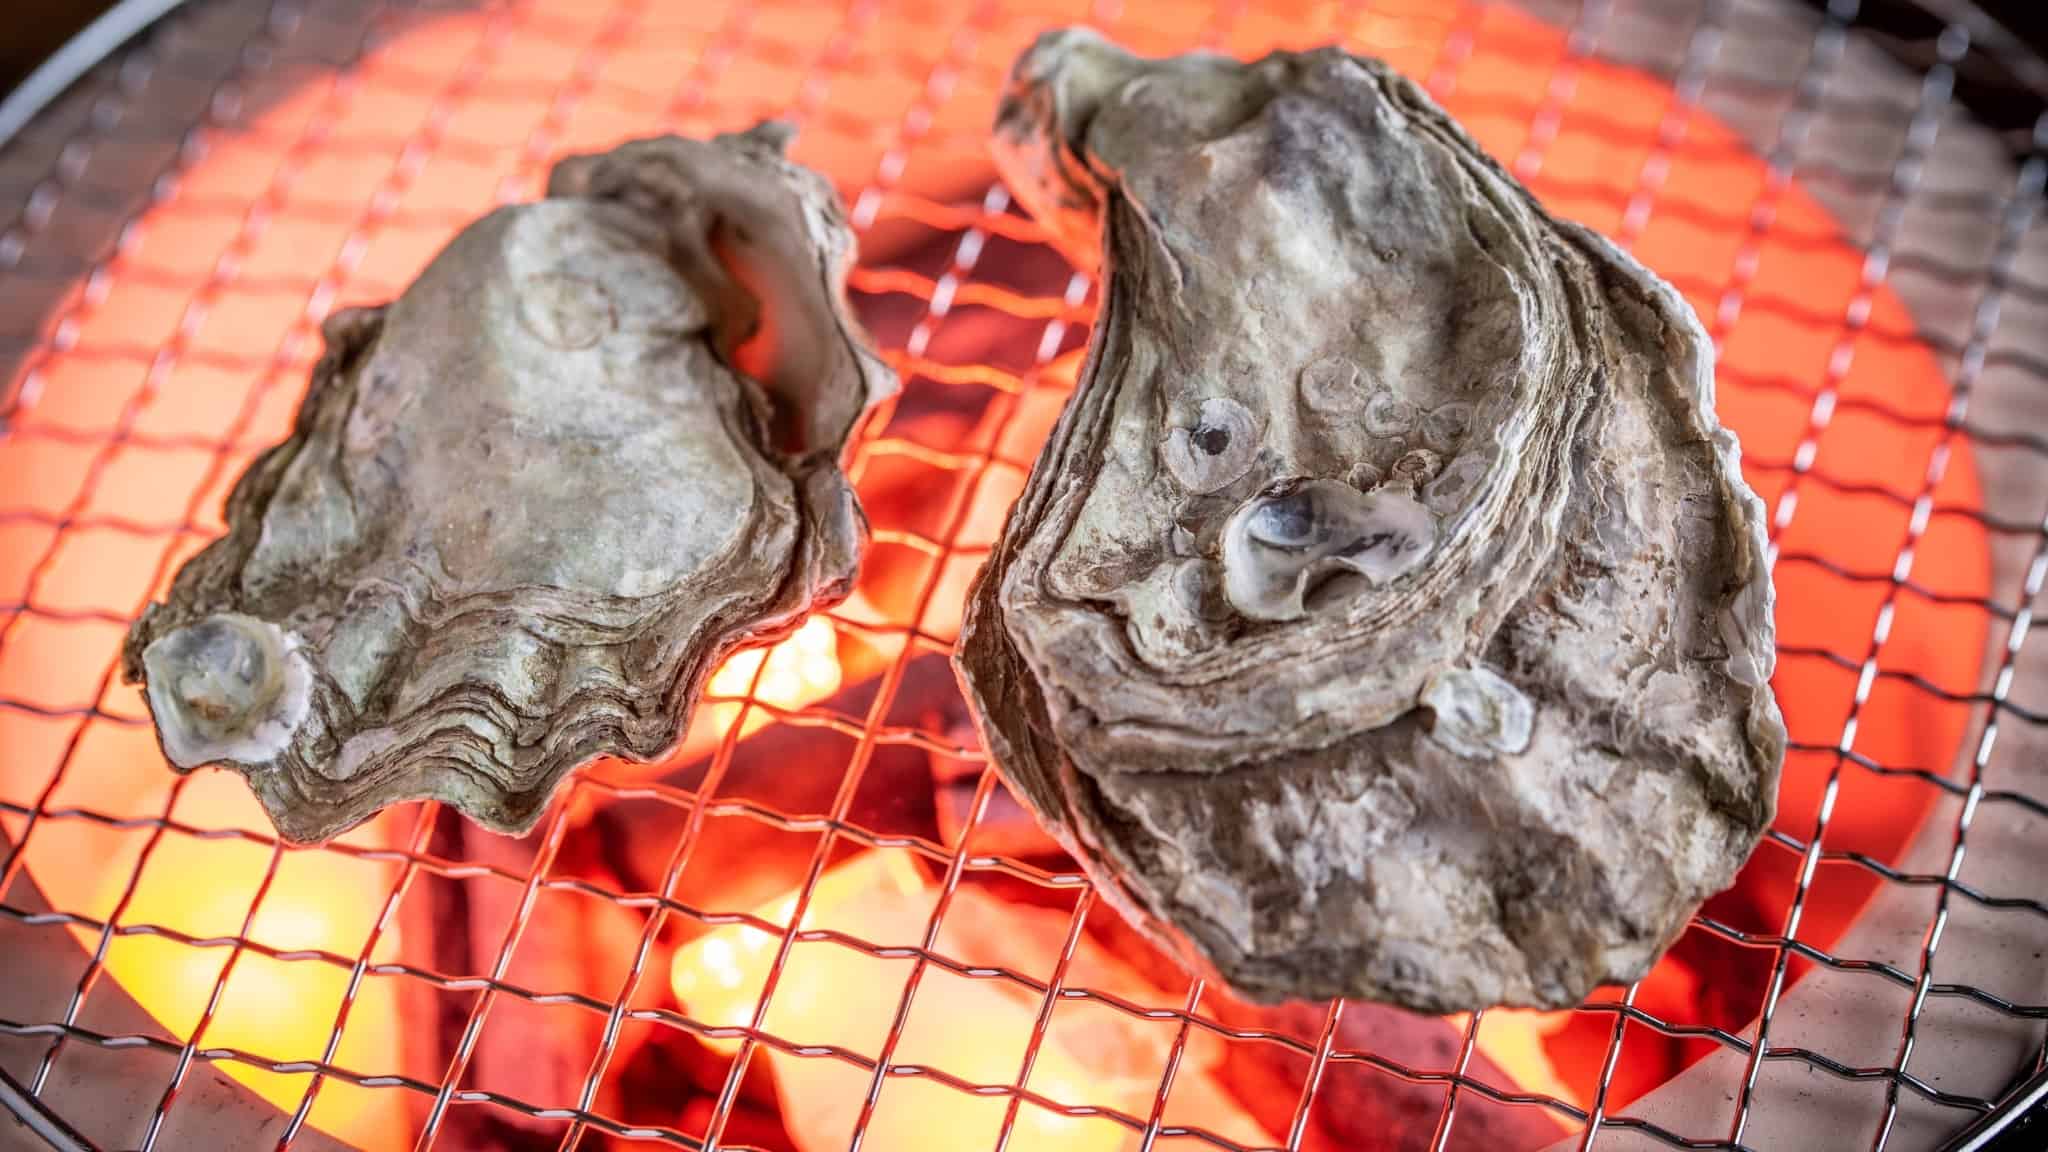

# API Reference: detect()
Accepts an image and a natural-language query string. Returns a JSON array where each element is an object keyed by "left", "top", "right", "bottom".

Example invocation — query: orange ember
[{"left": 670, "top": 849, "right": 1271, "bottom": 1151}]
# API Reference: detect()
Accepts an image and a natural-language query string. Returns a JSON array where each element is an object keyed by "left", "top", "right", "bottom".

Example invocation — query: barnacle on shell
[
  {"left": 1421, "top": 666, "right": 1535, "bottom": 760},
  {"left": 1388, "top": 447, "right": 1442, "bottom": 487},
  {"left": 1164, "top": 396, "right": 1262, "bottom": 494},
  {"left": 1298, "top": 357, "right": 1367, "bottom": 413},
  {"left": 140, "top": 613, "right": 309, "bottom": 768},
  {"left": 124, "top": 124, "right": 895, "bottom": 845},
  {"left": 957, "top": 30, "right": 1784, "bottom": 1011},
  {"left": 1221, "top": 479, "right": 1436, "bottom": 622}
]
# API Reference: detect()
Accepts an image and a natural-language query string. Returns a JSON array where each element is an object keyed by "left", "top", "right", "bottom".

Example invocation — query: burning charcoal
[
  {"left": 1210, "top": 999, "right": 1569, "bottom": 1151},
  {"left": 123, "top": 124, "right": 895, "bottom": 844},
  {"left": 955, "top": 31, "right": 1784, "bottom": 1011}
]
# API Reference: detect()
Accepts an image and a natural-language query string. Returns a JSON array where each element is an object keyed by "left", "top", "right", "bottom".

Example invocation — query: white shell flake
[
  {"left": 1422, "top": 666, "right": 1535, "bottom": 759},
  {"left": 125, "top": 124, "right": 896, "bottom": 844},
  {"left": 1221, "top": 479, "right": 1437, "bottom": 621},
  {"left": 957, "top": 31, "right": 1785, "bottom": 1011}
]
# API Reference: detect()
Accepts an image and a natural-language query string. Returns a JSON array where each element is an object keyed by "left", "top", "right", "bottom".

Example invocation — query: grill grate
[{"left": 1, "top": 0, "right": 2046, "bottom": 1149}]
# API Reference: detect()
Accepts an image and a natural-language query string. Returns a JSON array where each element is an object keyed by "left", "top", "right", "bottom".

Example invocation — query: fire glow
[
  {"left": 699, "top": 616, "right": 846, "bottom": 745},
  {"left": 18, "top": 767, "right": 413, "bottom": 1152},
  {"left": 669, "top": 849, "right": 1272, "bottom": 1151}
]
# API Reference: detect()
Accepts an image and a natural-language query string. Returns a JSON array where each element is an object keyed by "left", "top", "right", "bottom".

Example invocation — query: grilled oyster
[
  {"left": 956, "top": 31, "right": 1784, "bottom": 1011},
  {"left": 124, "top": 124, "right": 895, "bottom": 844}
]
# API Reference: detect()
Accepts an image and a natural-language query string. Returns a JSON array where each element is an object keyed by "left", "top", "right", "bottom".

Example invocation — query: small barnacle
[
  {"left": 1389, "top": 447, "right": 1442, "bottom": 487},
  {"left": 141, "top": 613, "right": 310, "bottom": 769},
  {"left": 1421, "top": 665, "right": 1534, "bottom": 759},
  {"left": 1345, "top": 461, "right": 1382, "bottom": 490},
  {"left": 1423, "top": 402, "right": 1473, "bottom": 452},
  {"left": 1164, "top": 396, "right": 1262, "bottom": 494},
  {"left": 1363, "top": 391, "right": 1419, "bottom": 436},
  {"left": 1299, "top": 357, "right": 1367, "bottom": 413}
]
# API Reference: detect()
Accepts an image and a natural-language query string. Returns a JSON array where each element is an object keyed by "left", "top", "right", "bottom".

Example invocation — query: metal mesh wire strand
[{"left": 1, "top": 0, "right": 2046, "bottom": 1149}]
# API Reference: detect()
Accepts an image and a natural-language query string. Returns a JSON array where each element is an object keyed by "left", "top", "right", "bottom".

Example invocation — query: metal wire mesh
[{"left": 1, "top": 0, "right": 2046, "bottom": 1149}]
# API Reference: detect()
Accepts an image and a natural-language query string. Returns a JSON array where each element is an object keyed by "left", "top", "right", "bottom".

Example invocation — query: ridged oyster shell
[
  {"left": 957, "top": 31, "right": 1785, "bottom": 1011},
  {"left": 123, "top": 124, "right": 895, "bottom": 844}
]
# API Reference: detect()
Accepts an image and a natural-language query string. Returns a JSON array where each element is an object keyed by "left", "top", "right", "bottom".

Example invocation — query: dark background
[
  {"left": 5, "top": 0, "right": 2048, "bottom": 116},
  {"left": 2, "top": 2, "right": 125, "bottom": 102}
]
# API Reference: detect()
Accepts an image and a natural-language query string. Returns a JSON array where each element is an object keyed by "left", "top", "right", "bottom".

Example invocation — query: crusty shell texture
[
  {"left": 956, "top": 30, "right": 1785, "bottom": 1012},
  {"left": 123, "top": 124, "right": 895, "bottom": 845}
]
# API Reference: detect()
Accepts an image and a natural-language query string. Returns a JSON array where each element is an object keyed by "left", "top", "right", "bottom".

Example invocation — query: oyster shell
[
  {"left": 123, "top": 124, "right": 895, "bottom": 844},
  {"left": 956, "top": 31, "right": 1785, "bottom": 1011}
]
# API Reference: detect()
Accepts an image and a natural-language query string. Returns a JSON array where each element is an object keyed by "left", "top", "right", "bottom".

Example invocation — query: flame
[
  {"left": 709, "top": 616, "right": 843, "bottom": 710},
  {"left": 1453, "top": 1008, "right": 1579, "bottom": 1110},
  {"left": 671, "top": 850, "right": 1271, "bottom": 1151},
  {"left": 695, "top": 616, "right": 845, "bottom": 750},
  {"left": 670, "top": 848, "right": 929, "bottom": 1059}
]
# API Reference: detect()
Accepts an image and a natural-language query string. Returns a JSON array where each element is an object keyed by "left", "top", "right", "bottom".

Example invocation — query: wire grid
[{"left": 1, "top": 0, "right": 2046, "bottom": 1149}]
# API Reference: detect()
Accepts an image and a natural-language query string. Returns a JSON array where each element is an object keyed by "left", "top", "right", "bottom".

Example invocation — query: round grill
[{"left": 1, "top": 0, "right": 2044, "bottom": 1149}]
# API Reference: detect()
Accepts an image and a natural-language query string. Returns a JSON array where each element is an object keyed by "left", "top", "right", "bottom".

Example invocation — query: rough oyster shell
[
  {"left": 956, "top": 30, "right": 1785, "bottom": 1011},
  {"left": 123, "top": 124, "right": 895, "bottom": 844}
]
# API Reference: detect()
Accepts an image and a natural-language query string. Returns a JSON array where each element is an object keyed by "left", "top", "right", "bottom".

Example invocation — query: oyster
[
  {"left": 123, "top": 124, "right": 895, "bottom": 844},
  {"left": 956, "top": 31, "right": 1785, "bottom": 1011}
]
